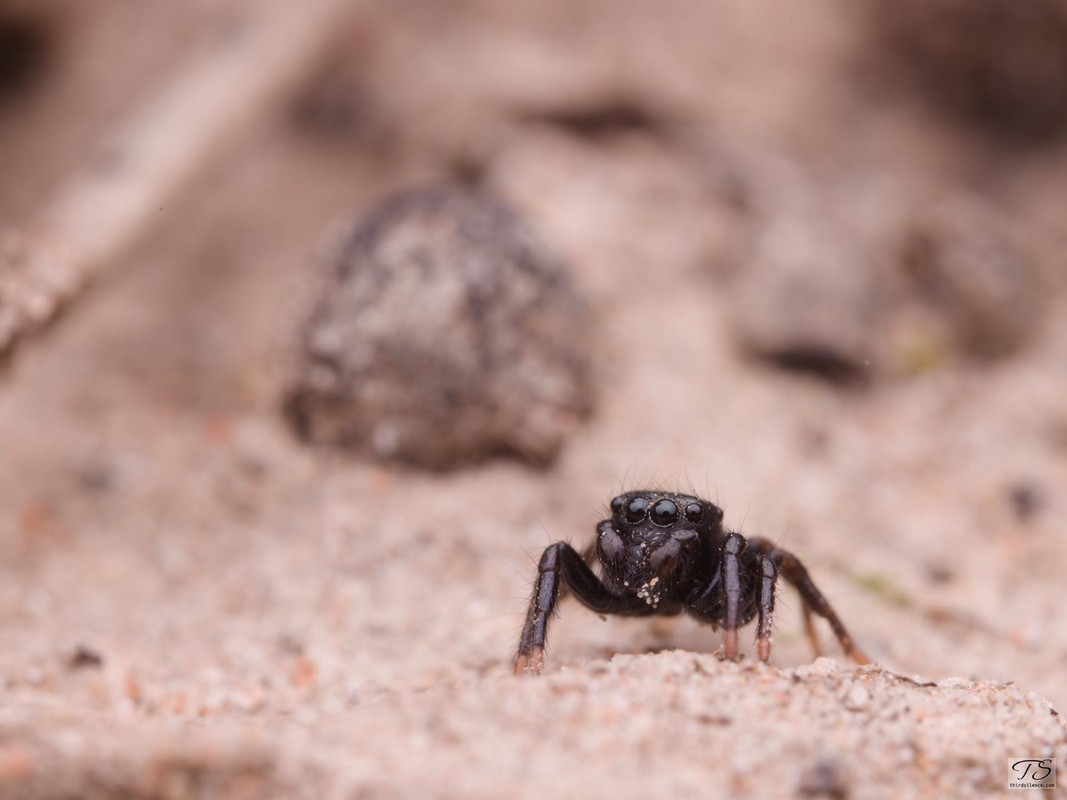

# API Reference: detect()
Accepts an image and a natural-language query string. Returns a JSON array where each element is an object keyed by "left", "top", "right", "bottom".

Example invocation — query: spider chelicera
[{"left": 514, "top": 490, "right": 871, "bottom": 675}]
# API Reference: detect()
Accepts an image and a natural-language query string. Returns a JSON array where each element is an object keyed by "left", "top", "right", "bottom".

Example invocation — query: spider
[{"left": 514, "top": 490, "right": 871, "bottom": 675}]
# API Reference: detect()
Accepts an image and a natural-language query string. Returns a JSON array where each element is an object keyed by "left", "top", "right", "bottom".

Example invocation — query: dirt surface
[
  {"left": 2, "top": 2, "right": 1066, "bottom": 798},
  {"left": 4, "top": 655, "right": 1064, "bottom": 799}
]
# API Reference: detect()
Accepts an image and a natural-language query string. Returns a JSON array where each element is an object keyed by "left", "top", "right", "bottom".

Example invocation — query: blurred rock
[
  {"left": 64, "top": 644, "right": 104, "bottom": 670},
  {"left": 730, "top": 177, "right": 1047, "bottom": 383},
  {"left": 869, "top": 0, "right": 1067, "bottom": 142},
  {"left": 896, "top": 198, "right": 1047, "bottom": 361},
  {"left": 796, "top": 758, "right": 850, "bottom": 799},
  {"left": 0, "top": 6, "right": 53, "bottom": 102},
  {"left": 730, "top": 189, "right": 884, "bottom": 385},
  {"left": 286, "top": 185, "right": 593, "bottom": 469}
]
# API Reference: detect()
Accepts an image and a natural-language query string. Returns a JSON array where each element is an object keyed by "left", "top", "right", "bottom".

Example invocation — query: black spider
[{"left": 514, "top": 490, "right": 871, "bottom": 675}]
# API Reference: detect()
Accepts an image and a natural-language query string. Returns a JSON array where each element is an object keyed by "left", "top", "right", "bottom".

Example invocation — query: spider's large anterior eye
[
  {"left": 625, "top": 496, "right": 648, "bottom": 523},
  {"left": 651, "top": 499, "right": 679, "bottom": 526},
  {"left": 684, "top": 502, "right": 704, "bottom": 523}
]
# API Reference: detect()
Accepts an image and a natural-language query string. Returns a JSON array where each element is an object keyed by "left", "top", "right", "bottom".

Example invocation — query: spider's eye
[
  {"left": 624, "top": 496, "right": 648, "bottom": 523},
  {"left": 650, "top": 499, "right": 679, "bottom": 526},
  {"left": 684, "top": 502, "right": 704, "bottom": 523},
  {"left": 610, "top": 495, "right": 626, "bottom": 514}
]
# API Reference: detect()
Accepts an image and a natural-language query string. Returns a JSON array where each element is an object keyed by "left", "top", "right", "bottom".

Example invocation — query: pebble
[
  {"left": 844, "top": 682, "right": 871, "bottom": 711},
  {"left": 794, "top": 657, "right": 841, "bottom": 679},
  {"left": 287, "top": 185, "right": 593, "bottom": 469}
]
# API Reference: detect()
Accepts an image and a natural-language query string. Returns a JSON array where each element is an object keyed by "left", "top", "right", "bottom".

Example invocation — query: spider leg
[
  {"left": 748, "top": 537, "right": 870, "bottom": 665},
  {"left": 514, "top": 541, "right": 638, "bottom": 676},
  {"left": 721, "top": 532, "right": 746, "bottom": 660},
  {"left": 756, "top": 555, "right": 778, "bottom": 662}
]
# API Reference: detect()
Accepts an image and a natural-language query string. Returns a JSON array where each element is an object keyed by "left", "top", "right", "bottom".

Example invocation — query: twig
[{"left": 0, "top": 0, "right": 360, "bottom": 364}]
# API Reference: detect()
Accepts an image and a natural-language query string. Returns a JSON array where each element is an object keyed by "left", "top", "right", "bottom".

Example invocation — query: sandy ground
[{"left": 2, "top": 2, "right": 1066, "bottom": 798}]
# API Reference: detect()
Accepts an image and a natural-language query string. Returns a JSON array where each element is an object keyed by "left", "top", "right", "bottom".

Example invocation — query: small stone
[
  {"left": 64, "top": 644, "right": 104, "bottom": 670},
  {"left": 1007, "top": 482, "right": 1044, "bottom": 523},
  {"left": 844, "top": 682, "right": 871, "bottom": 711},
  {"left": 795, "top": 657, "right": 841, "bottom": 679},
  {"left": 797, "top": 758, "right": 850, "bottom": 799},
  {"left": 286, "top": 185, "right": 593, "bottom": 469}
]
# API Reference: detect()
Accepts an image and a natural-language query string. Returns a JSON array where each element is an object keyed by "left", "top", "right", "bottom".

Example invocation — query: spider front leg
[
  {"left": 514, "top": 541, "right": 634, "bottom": 676},
  {"left": 721, "top": 532, "right": 745, "bottom": 660},
  {"left": 749, "top": 537, "right": 871, "bottom": 665},
  {"left": 756, "top": 555, "right": 778, "bottom": 662}
]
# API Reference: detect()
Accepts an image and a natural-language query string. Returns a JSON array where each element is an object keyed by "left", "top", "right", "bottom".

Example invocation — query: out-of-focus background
[{"left": 1, "top": 1, "right": 1065, "bottom": 797}]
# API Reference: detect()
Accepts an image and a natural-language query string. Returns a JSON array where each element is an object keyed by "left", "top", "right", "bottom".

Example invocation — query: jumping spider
[{"left": 514, "top": 490, "right": 871, "bottom": 675}]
